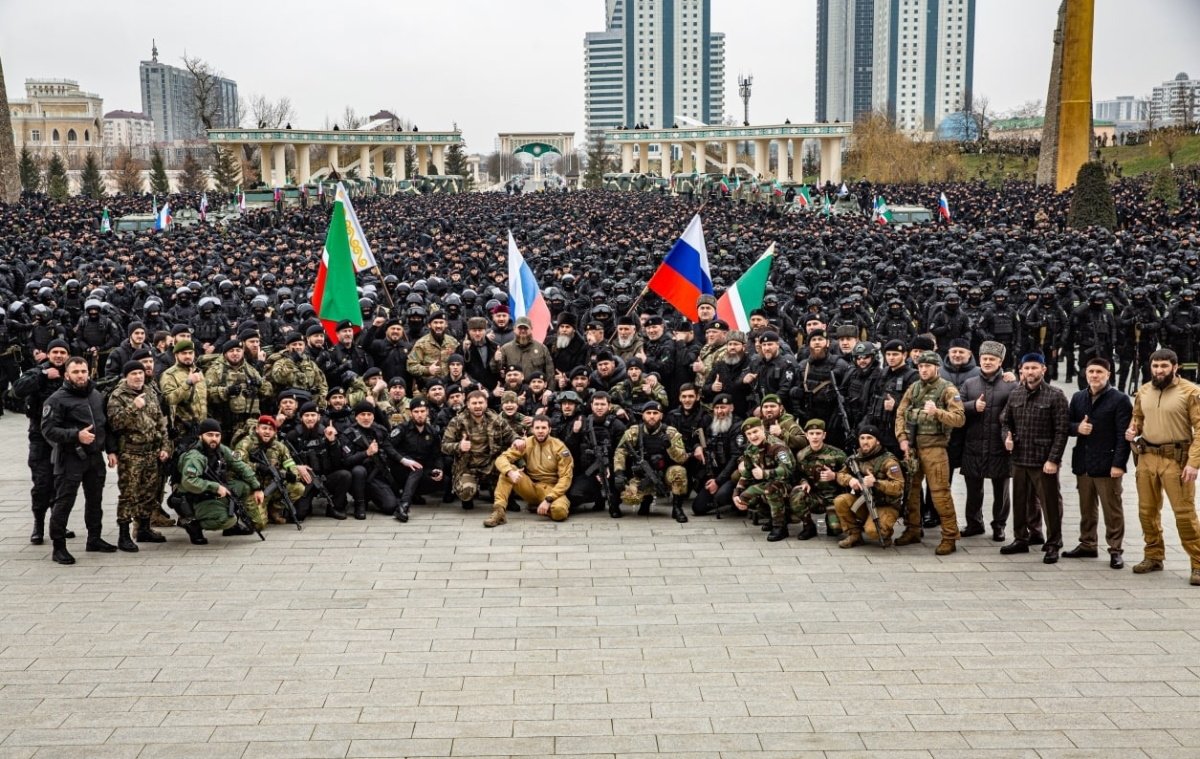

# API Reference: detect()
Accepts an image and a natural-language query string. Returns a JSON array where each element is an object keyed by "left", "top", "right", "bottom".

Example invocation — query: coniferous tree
[
  {"left": 1067, "top": 161, "right": 1117, "bottom": 231},
  {"left": 79, "top": 152, "right": 105, "bottom": 198},
  {"left": 583, "top": 137, "right": 612, "bottom": 189},
  {"left": 1149, "top": 167, "right": 1181, "bottom": 211},
  {"left": 178, "top": 151, "right": 208, "bottom": 193},
  {"left": 444, "top": 142, "right": 472, "bottom": 190},
  {"left": 18, "top": 147, "right": 40, "bottom": 192},
  {"left": 149, "top": 147, "right": 171, "bottom": 195},
  {"left": 210, "top": 146, "right": 240, "bottom": 192},
  {"left": 45, "top": 153, "right": 69, "bottom": 200}
]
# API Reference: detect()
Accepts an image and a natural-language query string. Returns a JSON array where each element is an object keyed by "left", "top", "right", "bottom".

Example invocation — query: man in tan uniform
[
  {"left": 895, "top": 351, "right": 966, "bottom": 555},
  {"left": 1126, "top": 349, "right": 1200, "bottom": 585},
  {"left": 488, "top": 415, "right": 573, "bottom": 527}
]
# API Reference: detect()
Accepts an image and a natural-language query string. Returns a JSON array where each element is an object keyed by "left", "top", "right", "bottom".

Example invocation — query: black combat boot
[
  {"left": 671, "top": 496, "right": 688, "bottom": 523},
  {"left": 86, "top": 534, "right": 118, "bottom": 553},
  {"left": 638, "top": 495, "right": 652, "bottom": 516},
  {"left": 185, "top": 521, "right": 208, "bottom": 545},
  {"left": 609, "top": 502, "right": 623, "bottom": 518},
  {"left": 326, "top": 502, "right": 347, "bottom": 520},
  {"left": 117, "top": 523, "right": 139, "bottom": 553},
  {"left": 795, "top": 517, "right": 818, "bottom": 540},
  {"left": 222, "top": 524, "right": 253, "bottom": 537},
  {"left": 395, "top": 501, "right": 410, "bottom": 523},
  {"left": 767, "top": 523, "right": 789, "bottom": 542},
  {"left": 136, "top": 517, "right": 166, "bottom": 543},
  {"left": 30, "top": 510, "right": 46, "bottom": 545},
  {"left": 461, "top": 498, "right": 475, "bottom": 511},
  {"left": 52, "top": 539, "right": 75, "bottom": 565},
  {"left": 354, "top": 500, "right": 367, "bottom": 520}
]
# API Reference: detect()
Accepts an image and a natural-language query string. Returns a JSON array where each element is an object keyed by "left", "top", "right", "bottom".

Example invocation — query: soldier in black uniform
[
  {"left": 337, "top": 400, "right": 404, "bottom": 518},
  {"left": 40, "top": 356, "right": 118, "bottom": 564},
  {"left": 691, "top": 394, "right": 743, "bottom": 516},
  {"left": 12, "top": 339, "right": 73, "bottom": 545},
  {"left": 284, "top": 402, "right": 353, "bottom": 520},
  {"left": 73, "top": 299, "right": 121, "bottom": 378},
  {"left": 666, "top": 383, "right": 710, "bottom": 499},
  {"left": 1162, "top": 289, "right": 1200, "bottom": 380},
  {"left": 566, "top": 391, "right": 626, "bottom": 516},
  {"left": 795, "top": 330, "right": 850, "bottom": 447},
  {"left": 190, "top": 297, "right": 229, "bottom": 356},
  {"left": 389, "top": 398, "right": 446, "bottom": 521},
  {"left": 1068, "top": 290, "right": 1117, "bottom": 390}
]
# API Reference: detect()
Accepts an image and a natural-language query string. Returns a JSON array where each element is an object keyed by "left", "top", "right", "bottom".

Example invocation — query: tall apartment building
[
  {"left": 584, "top": 0, "right": 726, "bottom": 146},
  {"left": 139, "top": 42, "right": 239, "bottom": 142},
  {"left": 817, "top": 0, "right": 975, "bottom": 135},
  {"left": 1151, "top": 72, "right": 1199, "bottom": 127}
]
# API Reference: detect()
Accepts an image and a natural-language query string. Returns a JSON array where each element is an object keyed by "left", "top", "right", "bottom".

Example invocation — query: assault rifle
[
  {"left": 584, "top": 417, "right": 613, "bottom": 509},
  {"left": 696, "top": 427, "right": 720, "bottom": 519},
  {"left": 201, "top": 454, "right": 264, "bottom": 541},
  {"left": 637, "top": 425, "right": 668, "bottom": 496},
  {"left": 846, "top": 455, "right": 886, "bottom": 547},
  {"left": 281, "top": 437, "right": 337, "bottom": 514},
  {"left": 251, "top": 449, "right": 303, "bottom": 530}
]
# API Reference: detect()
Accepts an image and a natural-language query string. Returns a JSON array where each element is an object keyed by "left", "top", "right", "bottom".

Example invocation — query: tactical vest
[
  {"left": 990, "top": 309, "right": 1014, "bottom": 338},
  {"left": 905, "top": 378, "right": 953, "bottom": 437},
  {"left": 639, "top": 425, "right": 670, "bottom": 464},
  {"left": 193, "top": 317, "right": 224, "bottom": 345},
  {"left": 78, "top": 317, "right": 111, "bottom": 348}
]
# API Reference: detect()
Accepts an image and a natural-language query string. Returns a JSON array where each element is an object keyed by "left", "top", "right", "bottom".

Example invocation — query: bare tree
[
  {"left": 340, "top": 106, "right": 363, "bottom": 131},
  {"left": 1007, "top": 99, "right": 1045, "bottom": 120},
  {"left": 0, "top": 54, "right": 20, "bottom": 203},
  {"left": 181, "top": 53, "right": 224, "bottom": 134},
  {"left": 1158, "top": 127, "right": 1187, "bottom": 167},
  {"left": 249, "top": 94, "right": 295, "bottom": 129}
]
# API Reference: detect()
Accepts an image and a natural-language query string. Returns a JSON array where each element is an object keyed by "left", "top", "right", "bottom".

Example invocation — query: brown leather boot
[
  {"left": 895, "top": 529, "right": 923, "bottom": 546},
  {"left": 838, "top": 532, "right": 863, "bottom": 549},
  {"left": 483, "top": 505, "right": 507, "bottom": 528},
  {"left": 935, "top": 539, "right": 956, "bottom": 556}
]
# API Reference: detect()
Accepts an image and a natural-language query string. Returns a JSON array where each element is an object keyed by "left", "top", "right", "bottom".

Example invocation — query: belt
[
  {"left": 1142, "top": 440, "right": 1189, "bottom": 449},
  {"left": 122, "top": 443, "right": 161, "bottom": 454}
]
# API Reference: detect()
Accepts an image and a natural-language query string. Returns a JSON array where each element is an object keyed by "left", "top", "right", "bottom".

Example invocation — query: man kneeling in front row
[
  {"left": 834, "top": 425, "right": 907, "bottom": 548},
  {"left": 486, "top": 415, "right": 574, "bottom": 527}
]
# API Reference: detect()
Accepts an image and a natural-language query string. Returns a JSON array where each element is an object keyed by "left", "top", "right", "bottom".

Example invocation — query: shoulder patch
[
  {"left": 888, "top": 465, "right": 901, "bottom": 475},
  {"left": 559, "top": 449, "right": 571, "bottom": 458},
  {"left": 951, "top": 395, "right": 961, "bottom": 402}
]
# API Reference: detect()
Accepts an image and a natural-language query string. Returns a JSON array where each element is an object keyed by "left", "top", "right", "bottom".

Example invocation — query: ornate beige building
[{"left": 9, "top": 78, "right": 104, "bottom": 165}]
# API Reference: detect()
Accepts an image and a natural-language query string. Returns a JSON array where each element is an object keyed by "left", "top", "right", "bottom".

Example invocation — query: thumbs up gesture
[
  {"left": 459, "top": 433, "right": 471, "bottom": 453},
  {"left": 78, "top": 424, "right": 95, "bottom": 445},
  {"left": 1077, "top": 415, "right": 1093, "bottom": 436},
  {"left": 1004, "top": 431, "right": 1014, "bottom": 452},
  {"left": 974, "top": 393, "right": 986, "bottom": 412}
]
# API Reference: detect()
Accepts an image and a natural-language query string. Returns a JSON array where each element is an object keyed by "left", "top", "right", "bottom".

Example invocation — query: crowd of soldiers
[{"left": 4, "top": 175, "right": 1200, "bottom": 583}]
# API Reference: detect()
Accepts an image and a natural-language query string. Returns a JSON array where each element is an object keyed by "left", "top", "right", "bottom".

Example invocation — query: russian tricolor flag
[
  {"left": 938, "top": 192, "right": 952, "bottom": 222},
  {"left": 646, "top": 214, "right": 713, "bottom": 321},
  {"left": 155, "top": 202, "right": 172, "bottom": 231},
  {"left": 507, "top": 230, "right": 551, "bottom": 343}
]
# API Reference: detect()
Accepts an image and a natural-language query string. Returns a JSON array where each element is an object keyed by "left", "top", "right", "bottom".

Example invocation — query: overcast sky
[{"left": 3, "top": 0, "right": 1197, "bottom": 152}]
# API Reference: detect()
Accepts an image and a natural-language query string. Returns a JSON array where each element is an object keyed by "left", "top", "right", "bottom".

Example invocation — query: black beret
[
  {"left": 298, "top": 402, "right": 319, "bottom": 415},
  {"left": 409, "top": 398, "right": 428, "bottom": 410},
  {"left": 131, "top": 348, "right": 153, "bottom": 361},
  {"left": 335, "top": 319, "right": 354, "bottom": 331},
  {"left": 304, "top": 325, "right": 324, "bottom": 337},
  {"left": 122, "top": 361, "right": 144, "bottom": 377},
  {"left": 222, "top": 339, "right": 242, "bottom": 353}
]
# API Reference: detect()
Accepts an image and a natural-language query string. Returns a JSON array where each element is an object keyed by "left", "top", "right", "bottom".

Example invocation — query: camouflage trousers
[
  {"left": 453, "top": 466, "right": 496, "bottom": 502},
  {"left": 788, "top": 488, "right": 837, "bottom": 521},
  {"left": 834, "top": 492, "right": 899, "bottom": 542},
  {"left": 247, "top": 481, "right": 305, "bottom": 529},
  {"left": 736, "top": 480, "right": 792, "bottom": 526},
  {"left": 116, "top": 451, "right": 165, "bottom": 524},
  {"left": 620, "top": 465, "right": 688, "bottom": 505}
]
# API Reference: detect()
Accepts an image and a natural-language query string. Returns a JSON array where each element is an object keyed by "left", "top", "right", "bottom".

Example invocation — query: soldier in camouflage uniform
[
  {"left": 758, "top": 394, "right": 805, "bottom": 451},
  {"left": 611, "top": 358, "right": 669, "bottom": 414},
  {"left": 440, "top": 389, "right": 518, "bottom": 510},
  {"left": 233, "top": 416, "right": 309, "bottom": 528},
  {"left": 834, "top": 426, "right": 907, "bottom": 548},
  {"left": 381, "top": 377, "right": 411, "bottom": 427},
  {"left": 789, "top": 419, "right": 848, "bottom": 539},
  {"left": 204, "top": 339, "right": 264, "bottom": 438},
  {"left": 107, "top": 361, "right": 172, "bottom": 552},
  {"left": 159, "top": 339, "right": 208, "bottom": 451},
  {"left": 176, "top": 419, "right": 264, "bottom": 545},
  {"left": 732, "top": 417, "right": 797, "bottom": 541},
  {"left": 266, "top": 333, "right": 328, "bottom": 411},
  {"left": 408, "top": 313, "right": 460, "bottom": 382},
  {"left": 613, "top": 402, "right": 690, "bottom": 522},
  {"left": 693, "top": 320, "right": 729, "bottom": 388}
]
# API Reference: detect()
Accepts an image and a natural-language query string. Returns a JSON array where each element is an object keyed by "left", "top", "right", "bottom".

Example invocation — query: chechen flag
[
  {"left": 646, "top": 214, "right": 713, "bottom": 321},
  {"left": 507, "top": 231, "right": 551, "bottom": 343},
  {"left": 716, "top": 244, "right": 776, "bottom": 332},
  {"left": 311, "top": 191, "right": 363, "bottom": 341}
]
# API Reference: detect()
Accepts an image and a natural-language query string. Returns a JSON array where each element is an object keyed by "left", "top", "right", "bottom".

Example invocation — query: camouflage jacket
[
  {"left": 204, "top": 357, "right": 264, "bottom": 416},
  {"left": 836, "top": 446, "right": 906, "bottom": 508},
  {"left": 734, "top": 435, "right": 795, "bottom": 490},
  {"left": 107, "top": 380, "right": 170, "bottom": 455},
  {"left": 695, "top": 341, "right": 727, "bottom": 386},
  {"left": 408, "top": 333, "right": 460, "bottom": 379},
  {"left": 159, "top": 363, "right": 208, "bottom": 428},
  {"left": 613, "top": 423, "right": 688, "bottom": 472},
  {"left": 233, "top": 435, "right": 299, "bottom": 481},
  {"left": 440, "top": 408, "right": 516, "bottom": 472},
  {"left": 610, "top": 379, "right": 668, "bottom": 413},
  {"left": 793, "top": 443, "right": 847, "bottom": 499},
  {"left": 266, "top": 352, "right": 329, "bottom": 409},
  {"left": 761, "top": 412, "right": 805, "bottom": 452}
]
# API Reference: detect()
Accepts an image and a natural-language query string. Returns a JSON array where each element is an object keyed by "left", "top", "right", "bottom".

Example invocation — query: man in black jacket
[
  {"left": 337, "top": 400, "right": 406, "bottom": 518},
  {"left": 390, "top": 398, "right": 446, "bottom": 521},
  {"left": 692, "top": 394, "right": 743, "bottom": 517},
  {"left": 40, "top": 356, "right": 118, "bottom": 564},
  {"left": 1065, "top": 358, "right": 1132, "bottom": 568},
  {"left": 12, "top": 339, "right": 73, "bottom": 545}
]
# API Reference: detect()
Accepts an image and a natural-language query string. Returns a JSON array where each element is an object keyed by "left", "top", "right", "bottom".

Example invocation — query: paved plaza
[{"left": 2, "top": 408, "right": 1200, "bottom": 759}]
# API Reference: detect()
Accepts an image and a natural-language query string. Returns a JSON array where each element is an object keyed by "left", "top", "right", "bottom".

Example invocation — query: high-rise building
[
  {"left": 583, "top": 0, "right": 726, "bottom": 146},
  {"left": 817, "top": 0, "right": 975, "bottom": 135},
  {"left": 139, "top": 42, "right": 238, "bottom": 142},
  {"left": 102, "top": 110, "right": 155, "bottom": 159},
  {"left": 1150, "top": 72, "right": 1199, "bottom": 127}
]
